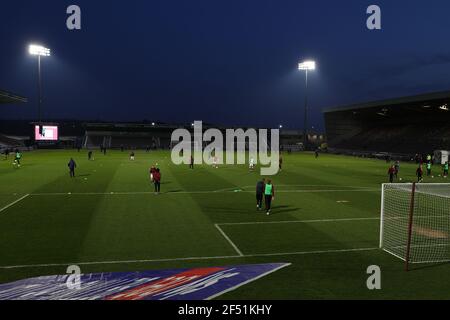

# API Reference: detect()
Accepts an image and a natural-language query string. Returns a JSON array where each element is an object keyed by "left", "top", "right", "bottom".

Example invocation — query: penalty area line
[
  {"left": 0, "top": 194, "right": 30, "bottom": 215},
  {"left": 0, "top": 247, "right": 379, "bottom": 270},
  {"left": 215, "top": 224, "right": 244, "bottom": 256}
]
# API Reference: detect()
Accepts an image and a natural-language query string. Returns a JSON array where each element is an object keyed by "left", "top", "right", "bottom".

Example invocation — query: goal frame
[{"left": 380, "top": 182, "right": 450, "bottom": 271}]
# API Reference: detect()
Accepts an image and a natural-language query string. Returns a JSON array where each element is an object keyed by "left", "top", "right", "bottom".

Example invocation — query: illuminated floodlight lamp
[
  {"left": 29, "top": 44, "right": 51, "bottom": 57},
  {"left": 298, "top": 60, "right": 316, "bottom": 71},
  {"left": 440, "top": 104, "right": 449, "bottom": 111}
]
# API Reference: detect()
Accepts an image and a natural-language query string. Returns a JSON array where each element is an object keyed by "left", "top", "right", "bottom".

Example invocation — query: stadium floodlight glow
[
  {"left": 298, "top": 60, "right": 316, "bottom": 71},
  {"left": 28, "top": 44, "right": 51, "bottom": 125},
  {"left": 298, "top": 59, "right": 316, "bottom": 150},
  {"left": 279, "top": 125, "right": 283, "bottom": 129},
  {"left": 29, "top": 44, "right": 51, "bottom": 57}
]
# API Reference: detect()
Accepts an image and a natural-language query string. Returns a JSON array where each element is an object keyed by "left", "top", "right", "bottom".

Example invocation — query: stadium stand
[
  {"left": 0, "top": 118, "right": 326, "bottom": 152},
  {"left": 84, "top": 123, "right": 176, "bottom": 149},
  {"left": 324, "top": 90, "right": 450, "bottom": 157},
  {"left": 1, "top": 90, "right": 28, "bottom": 151},
  {"left": 279, "top": 130, "right": 326, "bottom": 152}
]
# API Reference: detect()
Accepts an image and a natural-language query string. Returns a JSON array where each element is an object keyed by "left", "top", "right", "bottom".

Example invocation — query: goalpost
[{"left": 380, "top": 183, "right": 450, "bottom": 271}]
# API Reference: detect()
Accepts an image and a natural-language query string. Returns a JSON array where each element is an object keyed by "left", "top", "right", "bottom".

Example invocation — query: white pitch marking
[
  {"left": 0, "top": 194, "right": 30, "bottom": 215},
  {"left": 206, "top": 263, "right": 292, "bottom": 300},
  {"left": 242, "top": 247, "right": 379, "bottom": 258},
  {"left": 215, "top": 224, "right": 244, "bottom": 256},
  {"left": 28, "top": 189, "right": 378, "bottom": 197},
  {"left": 0, "top": 247, "right": 379, "bottom": 270},
  {"left": 217, "top": 217, "right": 380, "bottom": 226}
]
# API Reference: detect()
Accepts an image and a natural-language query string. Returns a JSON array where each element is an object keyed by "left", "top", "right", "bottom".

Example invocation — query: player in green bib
[
  {"left": 443, "top": 161, "right": 449, "bottom": 178},
  {"left": 13, "top": 150, "right": 22, "bottom": 168},
  {"left": 264, "top": 180, "right": 275, "bottom": 215},
  {"left": 426, "top": 162, "right": 432, "bottom": 177}
]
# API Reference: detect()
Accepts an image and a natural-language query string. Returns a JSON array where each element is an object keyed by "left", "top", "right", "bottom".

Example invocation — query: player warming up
[
  {"left": 443, "top": 161, "right": 449, "bottom": 178},
  {"left": 264, "top": 180, "right": 275, "bottom": 215},
  {"left": 3, "top": 148, "right": 10, "bottom": 160},
  {"left": 388, "top": 165, "right": 395, "bottom": 183},
  {"left": 68, "top": 158, "right": 77, "bottom": 178},
  {"left": 416, "top": 165, "right": 424, "bottom": 183},
  {"left": 394, "top": 160, "right": 400, "bottom": 179},
  {"left": 426, "top": 162, "right": 432, "bottom": 177},
  {"left": 153, "top": 168, "right": 161, "bottom": 195},
  {"left": 249, "top": 157, "right": 255, "bottom": 171},
  {"left": 256, "top": 178, "right": 265, "bottom": 210},
  {"left": 13, "top": 149, "right": 22, "bottom": 168},
  {"left": 150, "top": 165, "right": 157, "bottom": 182}
]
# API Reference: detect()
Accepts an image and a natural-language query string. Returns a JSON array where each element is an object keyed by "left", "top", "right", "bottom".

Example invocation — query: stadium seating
[
  {"left": 330, "top": 123, "right": 450, "bottom": 155},
  {"left": 0, "top": 134, "right": 25, "bottom": 148}
]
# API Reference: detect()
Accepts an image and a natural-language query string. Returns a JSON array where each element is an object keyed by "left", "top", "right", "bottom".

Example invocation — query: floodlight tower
[
  {"left": 298, "top": 60, "right": 316, "bottom": 150},
  {"left": 29, "top": 44, "right": 51, "bottom": 124}
]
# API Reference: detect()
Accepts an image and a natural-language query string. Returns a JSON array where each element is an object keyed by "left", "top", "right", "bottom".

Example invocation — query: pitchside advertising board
[
  {"left": 34, "top": 125, "right": 59, "bottom": 141},
  {"left": 0, "top": 263, "right": 289, "bottom": 300}
]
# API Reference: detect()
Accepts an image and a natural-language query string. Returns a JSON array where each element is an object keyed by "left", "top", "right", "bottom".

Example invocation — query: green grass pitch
[{"left": 0, "top": 150, "right": 449, "bottom": 299}]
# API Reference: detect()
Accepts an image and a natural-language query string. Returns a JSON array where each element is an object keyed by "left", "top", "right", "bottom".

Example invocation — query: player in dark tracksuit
[
  {"left": 256, "top": 178, "right": 265, "bottom": 210},
  {"left": 416, "top": 165, "right": 423, "bottom": 183},
  {"left": 68, "top": 158, "right": 77, "bottom": 178}
]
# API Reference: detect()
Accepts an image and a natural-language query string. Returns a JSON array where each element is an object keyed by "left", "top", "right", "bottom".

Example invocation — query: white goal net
[{"left": 380, "top": 183, "right": 450, "bottom": 270}]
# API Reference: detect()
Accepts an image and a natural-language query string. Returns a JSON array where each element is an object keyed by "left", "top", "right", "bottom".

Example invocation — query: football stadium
[
  {"left": 1, "top": 1, "right": 450, "bottom": 305},
  {"left": 1, "top": 94, "right": 450, "bottom": 300}
]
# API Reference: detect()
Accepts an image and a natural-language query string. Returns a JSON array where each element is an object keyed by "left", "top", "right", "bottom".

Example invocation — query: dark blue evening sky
[{"left": 2, "top": 0, "right": 450, "bottom": 130}]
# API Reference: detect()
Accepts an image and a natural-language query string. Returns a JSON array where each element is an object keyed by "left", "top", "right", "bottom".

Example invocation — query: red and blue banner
[{"left": 0, "top": 263, "right": 290, "bottom": 300}]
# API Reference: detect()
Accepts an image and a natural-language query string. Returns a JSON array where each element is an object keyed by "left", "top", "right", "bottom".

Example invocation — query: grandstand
[
  {"left": 324, "top": 90, "right": 450, "bottom": 157},
  {"left": 280, "top": 129, "right": 325, "bottom": 151},
  {"left": 84, "top": 122, "right": 176, "bottom": 150},
  {"left": 0, "top": 119, "right": 321, "bottom": 152},
  {"left": 0, "top": 90, "right": 27, "bottom": 149}
]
